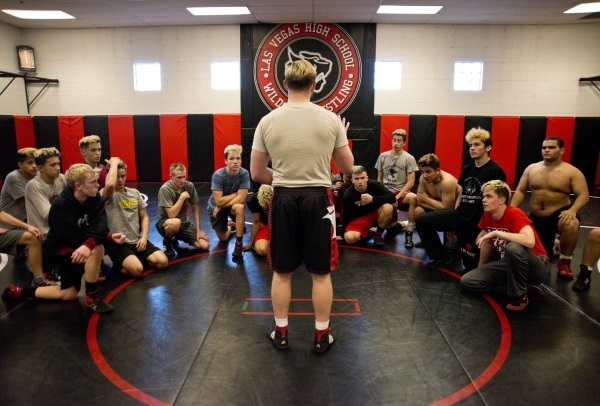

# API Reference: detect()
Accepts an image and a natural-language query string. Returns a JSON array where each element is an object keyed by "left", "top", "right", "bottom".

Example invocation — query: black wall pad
[
  {"left": 187, "top": 114, "right": 214, "bottom": 182},
  {"left": 0, "top": 116, "right": 17, "bottom": 181},
  {"left": 572, "top": 117, "right": 600, "bottom": 189},
  {"left": 83, "top": 116, "right": 110, "bottom": 159},
  {"left": 514, "top": 116, "right": 547, "bottom": 185},
  {"left": 133, "top": 115, "right": 161, "bottom": 182},
  {"left": 463, "top": 116, "right": 492, "bottom": 168},
  {"left": 408, "top": 115, "right": 437, "bottom": 163},
  {"left": 33, "top": 116, "right": 59, "bottom": 150},
  {"left": 240, "top": 25, "right": 255, "bottom": 129}
]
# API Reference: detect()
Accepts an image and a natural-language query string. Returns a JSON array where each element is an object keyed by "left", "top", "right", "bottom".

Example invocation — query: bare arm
[
  {"left": 164, "top": 192, "right": 189, "bottom": 219},
  {"left": 101, "top": 157, "right": 121, "bottom": 200},
  {"left": 510, "top": 166, "right": 531, "bottom": 208},
  {"left": 477, "top": 225, "right": 536, "bottom": 250},
  {"left": 243, "top": 213, "right": 262, "bottom": 251},
  {"left": 0, "top": 211, "right": 41, "bottom": 240},
  {"left": 250, "top": 150, "right": 273, "bottom": 185},
  {"left": 454, "top": 185, "right": 462, "bottom": 209},
  {"left": 212, "top": 190, "right": 242, "bottom": 208},
  {"left": 377, "top": 171, "right": 383, "bottom": 183},
  {"left": 558, "top": 170, "right": 590, "bottom": 226},
  {"left": 136, "top": 207, "right": 150, "bottom": 251},
  {"left": 332, "top": 145, "right": 354, "bottom": 176}
]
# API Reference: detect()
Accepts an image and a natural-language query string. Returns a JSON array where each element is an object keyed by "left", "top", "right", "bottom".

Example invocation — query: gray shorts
[
  {"left": 156, "top": 220, "right": 198, "bottom": 245},
  {"left": 0, "top": 229, "right": 25, "bottom": 257}
]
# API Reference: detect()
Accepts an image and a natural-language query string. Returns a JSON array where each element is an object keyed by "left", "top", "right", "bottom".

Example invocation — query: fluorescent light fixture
[
  {"left": 377, "top": 5, "right": 442, "bottom": 14},
  {"left": 2, "top": 9, "right": 75, "bottom": 19},
  {"left": 564, "top": 2, "right": 600, "bottom": 13},
  {"left": 187, "top": 7, "right": 250, "bottom": 16}
]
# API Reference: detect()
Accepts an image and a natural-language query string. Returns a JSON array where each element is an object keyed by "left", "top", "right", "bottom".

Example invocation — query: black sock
[
  {"left": 236, "top": 236, "right": 243, "bottom": 243},
  {"left": 22, "top": 287, "right": 37, "bottom": 298},
  {"left": 86, "top": 281, "right": 98, "bottom": 295},
  {"left": 376, "top": 227, "right": 385, "bottom": 233}
]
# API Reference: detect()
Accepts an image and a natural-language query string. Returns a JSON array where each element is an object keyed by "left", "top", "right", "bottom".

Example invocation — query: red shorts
[
  {"left": 394, "top": 191, "right": 406, "bottom": 207},
  {"left": 256, "top": 223, "right": 270, "bottom": 242},
  {"left": 346, "top": 209, "right": 398, "bottom": 239}
]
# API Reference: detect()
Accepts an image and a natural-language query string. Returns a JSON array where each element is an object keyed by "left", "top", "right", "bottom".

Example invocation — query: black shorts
[
  {"left": 268, "top": 187, "right": 337, "bottom": 275},
  {"left": 530, "top": 205, "right": 580, "bottom": 258},
  {"left": 155, "top": 220, "right": 198, "bottom": 245},
  {"left": 106, "top": 241, "right": 160, "bottom": 270},
  {"left": 50, "top": 252, "right": 85, "bottom": 291},
  {"left": 207, "top": 206, "right": 236, "bottom": 232}
]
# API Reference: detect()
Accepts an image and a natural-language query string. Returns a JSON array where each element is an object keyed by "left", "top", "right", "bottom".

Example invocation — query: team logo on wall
[{"left": 254, "top": 23, "right": 362, "bottom": 114}]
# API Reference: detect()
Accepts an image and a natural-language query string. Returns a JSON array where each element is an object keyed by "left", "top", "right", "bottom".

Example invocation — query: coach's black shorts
[{"left": 268, "top": 187, "right": 337, "bottom": 275}]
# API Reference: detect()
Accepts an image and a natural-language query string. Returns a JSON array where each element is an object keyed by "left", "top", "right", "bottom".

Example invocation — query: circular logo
[{"left": 254, "top": 23, "right": 362, "bottom": 114}]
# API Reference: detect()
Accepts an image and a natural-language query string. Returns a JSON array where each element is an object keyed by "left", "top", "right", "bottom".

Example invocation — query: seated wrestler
[
  {"left": 102, "top": 158, "right": 168, "bottom": 277},
  {"left": 572, "top": 228, "right": 600, "bottom": 292},
  {"left": 156, "top": 162, "right": 210, "bottom": 256},
  {"left": 343, "top": 165, "right": 397, "bottom": 247},
  {"left": 2, "top": 164, "right": 125, "bottom": 313},
  {"left": 460, "top": 180, "right": 550, "bottom": 312},
  {"left": 243, "top": 185, "right": 273, "bottom": 256},
  {"left": 413, "top": 153, "right": 460, "bottom": 247},
  {"left": 207, "top": 144, "right": 250, "bottom": 258}
]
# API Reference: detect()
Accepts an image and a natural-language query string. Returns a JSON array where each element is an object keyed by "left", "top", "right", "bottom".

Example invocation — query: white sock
[
  {"left": 559, "top": 254, "right": 573, "bottom": 261},
  {"left": 400, "top": 221, "right": 408, "bottom": 228},
  {"left": 315, "top": 320, "right": 329, "bottom": 331},
  {"left": 407, "top": 222, "right": 415, "bottom": 232},
  {"left": 275, "top": 317, "right": 288, "bottom": 328}
]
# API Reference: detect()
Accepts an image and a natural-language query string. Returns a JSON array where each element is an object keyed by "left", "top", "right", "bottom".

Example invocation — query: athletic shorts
[
  {"left": 155, "top": 220, "right": 198, "bottom": 245},
  {"left": 207, "top": 206, "right": 236, "bottom": 232},
  {"left": 393, "top": 191, "right": 407, "bottom": 209},
  {"left": 256, "top": 224, "right": 269, "bottom": 242},
  {"left": 268, "top": 187, "right": 337, "bottom": 275},
  {"left": 106, "top": 241, "right": 161, "bottom": 271},
  {"left": 0, "top": 229, "right": 25, "bottom": 257},
  {"left": 51, "top": 252, "right": 85, "bottom": 291},
  {"left": 346, "top": 209, "right": 398, "bottom": 239},
  {"left": 529, "top": 205, "right": 580, "bottom": 258}
]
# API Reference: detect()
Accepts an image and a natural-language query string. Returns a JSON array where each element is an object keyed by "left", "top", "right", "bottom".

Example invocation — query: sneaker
[
  {"left": 373, "top": 232, "right": 384, "bottom": 247},
  {"left": 506, "top": 295, "right": 529, "bottom": 312},
  {"left": 557, "top": 259, "right": 574, "bottom": 279},
  {"left": 526, "top": 284, "right": 545, "bottom": 297},
  {"left": 313, "top": 329, "right": 336, "bottom": 353},
  {"left": 268, "top": 326, "right": 289, "bottom": 350},
  {"left": 2, "top": 284, "right": 23, "bottom": 301},
  {"left": 232, "top": 241, "right": 243, "bottom": 258},
  {"left": 31, "top": 274, "right": 60, "bottom": 287},
  {"left": 405, "top": 231, "right": 414, "bottom": 249},
  {"left": 163, "top": 238, "right": 175, "bottom": 257},
  {"left": 85, "top": 293, "right": 113, "bottom": 314},
  {"left": 572, "top": 267, "right": 592, "bottom": 292},
  {"left": 425, "top": 256, "right": 452, "bottom": 269}
]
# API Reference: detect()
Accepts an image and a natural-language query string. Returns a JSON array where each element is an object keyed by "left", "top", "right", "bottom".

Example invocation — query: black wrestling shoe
[
  {"left": 268, "top": 326, "right": 289, "bottom": 350},
  {"left": 425, "top": 256, "right": 452, "bottom": 269},
  {"left": 373, "top": 232, "right": 384, "bottom": 247},
  {"left": 232, "top": 241, "right": 243, "bottom": 258},
  {"left": 405, "top": 231, "right": 414, "bottom": 249},
  {"left": 85, "top": 293, "right": 113, "bottom": 314},
  {"left": 313, "top": 329, "right": 336, "bottom": 353},
  {"left": 163, "top": 238, "right": 175, "bottom": 257},
  {"left": 572, "top": 267, "right": 592, "bottom": 292}
]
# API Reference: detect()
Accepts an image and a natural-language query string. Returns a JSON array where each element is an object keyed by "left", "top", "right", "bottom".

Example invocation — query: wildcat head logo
[{"left": 254, "top": 23, "right": 361, "bottom": 114}]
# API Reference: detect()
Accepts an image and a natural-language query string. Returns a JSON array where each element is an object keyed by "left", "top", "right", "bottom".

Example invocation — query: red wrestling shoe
[{"left": 557, "top": 259, "right": 574, "bottom": 280}]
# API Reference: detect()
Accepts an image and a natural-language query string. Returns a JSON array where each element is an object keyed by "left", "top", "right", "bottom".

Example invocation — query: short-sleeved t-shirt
[
  {"left": 247, "top": 193, "right": 269, "bottom": 226},
  {"left": 374, "top": 151, "right": 418, "bottom": 193},
  {"left": 157, "top": 181, "right": 198, "bottom": 223},
  {"left": 0, "top": 170, "right": 30, "bottom": 227},
  {"left": 252, "top": 102, "right": 348, "bottom": 188},
  {"left": 457, "top": 159, "right": 506, "bottom": 225},
  {"left": 25, "top": 174, "right": 67, "bottom": 236},
  {"left": 207, "top": 168, "right": 251, "bottom": 211},
  {"left": 102, "top": 187, "right": 147, "bottom": 244},
  {"left": 478, "top": 206, "right": 548, "bottom": 260}
]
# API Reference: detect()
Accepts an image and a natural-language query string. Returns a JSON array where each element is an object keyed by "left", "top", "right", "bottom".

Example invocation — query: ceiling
[{"left": 0, "top": 0, "right": 598, "bottom": 29}]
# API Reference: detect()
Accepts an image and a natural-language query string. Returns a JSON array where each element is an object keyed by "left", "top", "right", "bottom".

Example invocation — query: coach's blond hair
[{"left": 284, "top": 60, "right": 316, "bottom": 91}]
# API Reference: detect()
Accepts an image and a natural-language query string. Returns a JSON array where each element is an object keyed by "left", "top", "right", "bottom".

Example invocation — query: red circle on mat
[{"left": 87, "top": 247, "right": 511, "bottom": 406}]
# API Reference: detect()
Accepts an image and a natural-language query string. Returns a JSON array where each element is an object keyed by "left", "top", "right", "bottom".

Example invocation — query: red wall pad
[
  {"left": 546, "top": 117, "right": 575, "bottom": 163},
  {"left": 159, "top": 115, "right": 188, "bottom": 181},
  {"left": 491, "top": 117, "right": 520, "bottom": 186},
  {"left": 435, "top": 116, "right": 465, "bottom": 179},
  {"left": 58, "top": 116, "right": 85, "bottom": 172},
  {"left": 213, "top": 114, "right": 242, "bottom": 172},
  {"left": 14, "top": 116, "right": 36, "bottom": 149},
  {"left": 380, "top": 115, "right": 410, "bottom": 154},
  {"left": 108, "top": 116, "right": 137, "bottom": 181}
]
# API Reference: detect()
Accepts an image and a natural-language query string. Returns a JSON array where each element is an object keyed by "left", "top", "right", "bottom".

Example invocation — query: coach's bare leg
[
  {"left": 271, "top": 272, "right": 293, "bottom": 319},
  {"left": 311, "top": 273, "right": 333, "bottom": 322}
]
